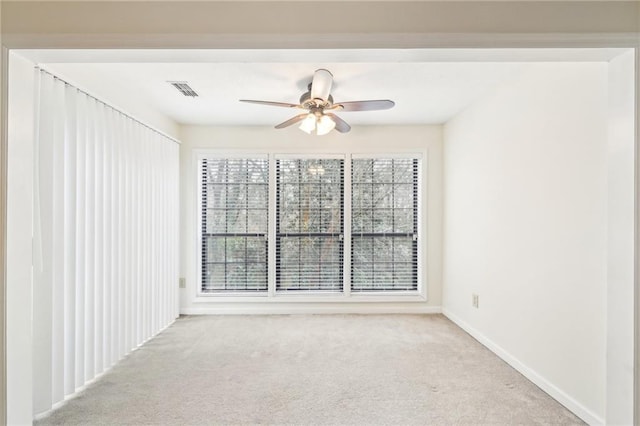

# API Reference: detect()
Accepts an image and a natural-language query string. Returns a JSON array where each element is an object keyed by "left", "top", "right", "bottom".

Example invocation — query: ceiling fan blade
[
  {"left": 325, "top": 113, "right": 351, "bottom": 133},
  {"left": 310, "top": 69, "right": 333, "bottom": 102},
  {"left": 275, "top": 114, "right": 309, "bottom": 129},
  {"left": 239, "top": 99, "right": 301, "bottom": 108},
  {"left": 335, "top": 100, "right": 395, "bottom": 112}
]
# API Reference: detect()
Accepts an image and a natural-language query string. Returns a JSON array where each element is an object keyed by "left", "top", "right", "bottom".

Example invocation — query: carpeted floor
[{"left": 36, "top": 314, "right": 584, "bottom": 425}]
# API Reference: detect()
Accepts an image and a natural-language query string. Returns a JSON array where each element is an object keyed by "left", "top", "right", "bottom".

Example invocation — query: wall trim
[
  {"left": 442, "top": 308, "right": 604, "bottom": 426},
  {"left": 3, "top": 33, "right": 639, "bottom": 51},
  {"left": 634, "top": 42, "right": 640, "bottom": 426},
  {"left": 182, "top": 304, "right": 442, "bottom": 315},
  {"left": 0, "top": 45, "right": 8, "bottom": 426}
]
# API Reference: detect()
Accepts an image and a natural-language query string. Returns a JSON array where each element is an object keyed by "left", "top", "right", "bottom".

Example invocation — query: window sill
[{"left": 193, "top": 292, "right": 427, "bottom": 304}]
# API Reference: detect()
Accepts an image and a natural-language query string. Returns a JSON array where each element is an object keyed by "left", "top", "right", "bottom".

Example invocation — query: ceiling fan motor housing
[{"left": 300, "top": 90, "right": 334, "bottom": 110}]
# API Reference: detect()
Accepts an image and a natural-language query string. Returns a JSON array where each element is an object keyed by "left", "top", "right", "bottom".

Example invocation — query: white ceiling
[{"left": 23, "top": 48, "right": 623, "bottom": 128}]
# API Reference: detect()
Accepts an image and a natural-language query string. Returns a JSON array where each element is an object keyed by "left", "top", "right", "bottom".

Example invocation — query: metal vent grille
[{"left": 168, "top": 81, "right": 198, "bottom": 97}]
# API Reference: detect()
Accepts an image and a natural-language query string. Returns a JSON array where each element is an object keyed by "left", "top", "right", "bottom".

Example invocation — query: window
[
  {"left": 276, "top": 159, "right": 344, "bottom": 292},
  {"left": 198, "top": 154, "right": 422, "bottom": 297},
  {"left": 200, "top": 158, "right": 269, "bottom": 292},
  {"left": 351, "top": 159, "right": 418, "bottom": 291}
]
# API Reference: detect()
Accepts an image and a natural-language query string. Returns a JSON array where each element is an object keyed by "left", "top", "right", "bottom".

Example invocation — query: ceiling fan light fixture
[
  {"left": 240, "top": 68, "right": 395, "bottom": 134},
  {"left": 316, "top": 115, "right": 336, "bottom": 136},
  {"left": 299, "top": 114, "right": 317, "bottom": 134}
]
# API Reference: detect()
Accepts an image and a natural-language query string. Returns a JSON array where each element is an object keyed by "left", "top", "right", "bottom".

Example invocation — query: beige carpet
[{"left": 36, "top": 314, "right": 583, "bottom": 425}]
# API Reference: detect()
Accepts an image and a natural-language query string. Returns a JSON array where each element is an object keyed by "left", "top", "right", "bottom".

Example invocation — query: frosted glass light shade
[
  {"left": 316, "top": 115, "right": 336, "bottom": 136},
  {"left": 299, "top": 114, "right": 316, "bottom": 134}
]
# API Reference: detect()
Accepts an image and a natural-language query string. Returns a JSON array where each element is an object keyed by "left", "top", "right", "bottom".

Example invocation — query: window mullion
[
  {"left": 224, "top": 162, "right": 229, "bottom": 291},
  {"left": 343, "top": 156, "right": 352, "bottom": 297},
  {"left": 268, "top": 154, "right": 276, "bottom": 297}
]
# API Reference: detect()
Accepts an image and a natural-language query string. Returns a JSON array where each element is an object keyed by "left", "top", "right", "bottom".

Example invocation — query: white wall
[
  {"left": 6, "top": 52, "right": 34, "bottom": 425},
  {"left": 605, "top": 49, "right": 635, "bottom": 425},
  {"left": 179, "top": 125, "right": 443, "bottom": 314},
  {"left": 442, "top": 63, "right": 608, "bottom": 424}
]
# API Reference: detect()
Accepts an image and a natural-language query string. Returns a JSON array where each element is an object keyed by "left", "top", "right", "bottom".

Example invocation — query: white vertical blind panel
[
  {"left": 109, "top": 109, "right": 118, "bottom": 366},
  {"left": 166, "top": 145, "right": 171, "bottom": 319},
  {"left": 167, "top": 143, "right": 174, "bottom": 318},
  {"left": 152, "top": 135, "right": 159, "bottom": 332},
  {"left": 33, "top": 71, "right": 54, "bottom": 415},
  {"left": 118, "top": 115, "right": 126, "bottom": 360},
  {"left": 138, "top": 126, "right": 145, "bottom": 340},
  {"left": 172, "top": 144, "right": 179, "bottom": 318},
  {"left": 94, "top": 102, "right": 104, "bottom": 375},
  {"left": 74, "top": 90, "right": 86, "bottom": 390},
  {"left": 126, "top": 118, "right": 134, "bottom": 352},
  {"left": 84, "top": 96, "right": 96, "bottom": 382},
  {"left": 51, "top": 78, "right": 66, "bottom": 405},
  {"left": 132, "top": 124, "right": 140, "bottom": 345},
  {"left": 63, "top": 84, "right": 77, "bottom": 396},
  {"left": 121, "top": 118, "right": 130, "bottom": 348},
  {"left": 102, "top": 106, "right": 113, "bottom": 370},
  {"left": 113, "top": 111, "right": 122, "bottom": 362},
  {"left": 143, "top": 135, "right": 151, "bottom": 341},
  {"left": 32, "top": 70, "right": 180, "bottom": 417}
]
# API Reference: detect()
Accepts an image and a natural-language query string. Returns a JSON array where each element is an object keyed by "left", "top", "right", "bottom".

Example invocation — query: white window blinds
[
  {"left": 276, "top": 159, "right": 344, "bottom": 292},
  {"left": 32, "top": 70, "right": 180, "bottom": 416},
  {"left": 200, "top": 158, "right": 269, "bottom": 292},
  {"left": 198, "top": 155, "right": 421, "bottom": 296},
  {"left": 351, "top": 158, "right": 419, "bottom": 291}
]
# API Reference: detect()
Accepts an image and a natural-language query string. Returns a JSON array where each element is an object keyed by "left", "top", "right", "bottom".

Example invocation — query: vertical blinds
[
  {"left": 32, "top": 70, "right": 180, "bottom": 416},
  {"left": 276, "top": 159, "right": 344, "bottom": 292},
  {"left": 200, "top": 158, "right": 269, "bottom": 292},
  {"left": 351, "top": 158, "right": 418, "bottom": 291}
]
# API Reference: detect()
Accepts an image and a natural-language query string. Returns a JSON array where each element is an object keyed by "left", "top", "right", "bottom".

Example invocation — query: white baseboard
[
  {"left": 442, "top": 308, "right": 604, "bottom": 426},
  {"left": 181, "top": 304, "right": 442, "bottom": 315}
]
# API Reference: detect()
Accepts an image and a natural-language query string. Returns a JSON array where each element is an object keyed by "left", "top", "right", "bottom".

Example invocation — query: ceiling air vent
[{"left": 168, "top": 81, "right": 198, "bottom": 97}]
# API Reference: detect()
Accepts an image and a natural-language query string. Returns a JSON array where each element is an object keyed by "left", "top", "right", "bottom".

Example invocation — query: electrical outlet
[
  {"left": 179, "top": 278, "right": 186, "bottom": 289},
  {"left": 472, "top": 294, "right": 479, "bottom": 308}
]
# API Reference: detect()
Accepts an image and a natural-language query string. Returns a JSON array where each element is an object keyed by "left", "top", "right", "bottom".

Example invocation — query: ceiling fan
[{"left": 239, "top": 69, "right": 395, "bottom": 135}]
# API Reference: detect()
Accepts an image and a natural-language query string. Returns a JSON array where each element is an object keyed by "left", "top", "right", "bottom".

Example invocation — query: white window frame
[
  {"left": 194, "top": 150, "right": 427, "bottom": 303},
  {"left": 195, "top": 151, "right": 271, "bottom": 298},
  {"left": 274, "top": 154, "right": 346, "bottom": 296},
  {"left": 349, "top": 154, "right": 423, "bottom": 296}
]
